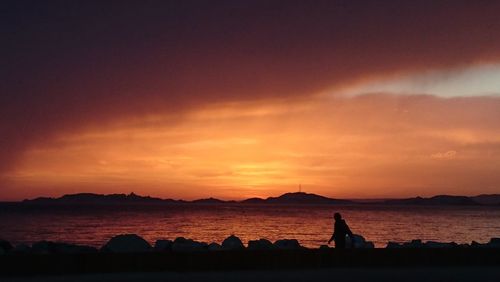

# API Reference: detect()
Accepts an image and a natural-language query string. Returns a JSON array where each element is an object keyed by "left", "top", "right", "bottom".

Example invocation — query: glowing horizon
[
  {"left": 3, "top": 66, "right": 500, "bottom": 201},
  {"left": 2, "top": 1, "right": 500, "bottom": 201}
]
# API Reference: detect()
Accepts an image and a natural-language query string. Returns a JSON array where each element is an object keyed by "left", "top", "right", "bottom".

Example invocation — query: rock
[
  {"left": 319, "top": 244, "right": 331, "bottom": 250},
  {"left": 221, "top": 235, "right": 245, "bottom": 250},
  {"left": 208, "top": 242, "right": 222, "bottom": 251},
  {"left": 402, "top": 240, "right": 423, "bottom": 248},
  {"left": 347, "top": 234, "right": 375, "bottom": 248},
  {"left": 386, "top": 242, "right": 402, "bottom": 248},
  {"left": 101, "top": 234, "right": 152, "bottom": 253},
  {"left": 364, "top": 241, "right": 375, "bottom": 248},
  {"left": 171, "top": 237, "right": 208, "bottom": 252},
  {"left": 489, "top": 237, "right": 500, "bottom": 244},
  {"left": 424, "top": 241, "right": 458, "bottom": 248},
  {"left": 488, "top": 238, "right": 500, "bottom": 248},
  {"left": 32, "top": 241, "right": 97, "bottom": 254},
  {"left": 0, "top": 240, "right": 13, "bottom": 253},
  {"left": 387, "top": 240, "right": 461, "bottom": 249},
  {"left": 471, "top": 241, "right": 484, "bottom": 248},
  {"left": 273, "top": 239, "right": 301, "bottom": 250},
  {"left": 60, "top": 244, "right": 98, "bottom": 254},
  {"left": 13, "top": 244, "right": 31, "bottom": 253},
  {"left": 154, "top": 240, "right": 173, "bottom": 252},
  {"left": 248, "top": 239, "right": 274, "bottom": 250}
]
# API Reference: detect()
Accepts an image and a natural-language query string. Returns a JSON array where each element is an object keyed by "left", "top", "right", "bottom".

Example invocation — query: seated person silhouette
[{"left": 328, "top": 212, "right": 353, "bottom": 248}]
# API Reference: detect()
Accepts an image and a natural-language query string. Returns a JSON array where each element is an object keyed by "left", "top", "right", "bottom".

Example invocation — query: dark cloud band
[{"left": 2, "top": 0, "right": 500, "bottom": 173}]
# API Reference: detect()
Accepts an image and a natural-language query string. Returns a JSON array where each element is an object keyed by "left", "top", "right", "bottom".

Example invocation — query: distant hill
[
  {"left": 263, "top": 192, "right": 353, "bottom": 205},
  {"left": 384, "top": 195, "right": 479, "bottom": 206},
  {"left": 241, "top": 192, "right": 352, "bottom": 205},
  {"left": 22, "top": 192, "right": 352, "bottom": 206},
  {"left": 191, "top": 198, "right": 233, "bottom": 204},
  {"left": 23, "top": 193, "right": 175, "bottom": 205},
  {"left": 471, "top": 194, "right": 500, "bottom": 205},
  {"left": 19, "top": 192, "right": 500, "bottom": 206},
  {"left": 240, "top": 197, "right": 266, "bottom": 204}
]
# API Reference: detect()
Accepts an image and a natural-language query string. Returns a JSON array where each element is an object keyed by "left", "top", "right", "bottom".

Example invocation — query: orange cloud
[
  {"left": 3, "top": 94, "right": 500, "bottom": 200},
  {"left": 3, "top": 1, "right": 500, "bottom": 176}
]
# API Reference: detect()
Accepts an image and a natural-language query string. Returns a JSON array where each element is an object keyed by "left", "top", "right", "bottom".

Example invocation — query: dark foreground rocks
[
  {"left": 171, "top": 237, "right": 208, "bottom": 252},
  {"left": 1, "top": 235, "right": 498, "bottom": 257},
  {"left": 153, "top": 239, "right": 172, "bottom": 251},
  {"left": 248, "top": 239, "right": 274, "bottom": 250},
  {"left": 386, "top": 238, "right": 500, "bottom": 249},
  {"left": 1, "top": 235, "right": 500, "bottom": 276},
  {"left": 101, "top": 234, "right": 152, "bottom": 253},
  {"left": 222, "top": 235, "right": 245, "bottom": 250},
  {"left": 32, "top": 241, "right": 97, "bottom": 254}
]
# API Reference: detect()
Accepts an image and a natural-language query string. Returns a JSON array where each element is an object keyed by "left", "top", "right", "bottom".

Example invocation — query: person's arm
[{"left": 328, "top": 232, "right": 335, "bottom": 244}]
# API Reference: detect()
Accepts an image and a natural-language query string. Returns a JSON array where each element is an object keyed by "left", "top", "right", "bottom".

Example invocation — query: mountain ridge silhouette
[{"left": 17, "top": 192, "right": 500, "bottom": 206}]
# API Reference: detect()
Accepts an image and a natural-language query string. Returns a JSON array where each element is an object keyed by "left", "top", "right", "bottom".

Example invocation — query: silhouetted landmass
[
  {"left": 262, "top": 192, "right": 352, "bottom": 205},
  {"left": 21, "top": 192, "right": 353, "bottom": 206},
  {"left": 472, "top": 194, "right": 500, "bottom": 205},
  {"left": 19, "top": 192, "right": 500, "bottom": 206},
  {"left": 22, "top": 192, "right": 175, "bottom": 205},
  {"left": 384, "top": 195, "right": 480, "bottom": 206},
  {"left": 191, "top": 198, "right": 236, "bottom": 204},
  {"left": 240, "top": 197, "right": 266, "bottom": 204},
  {"left": 241, "top": 192, "right": 351, "bottom": 205}
]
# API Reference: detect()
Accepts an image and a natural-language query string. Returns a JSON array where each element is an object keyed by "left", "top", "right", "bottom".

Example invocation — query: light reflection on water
[{"left": 1, "top": 204, "right": 499, "bottom": 248}]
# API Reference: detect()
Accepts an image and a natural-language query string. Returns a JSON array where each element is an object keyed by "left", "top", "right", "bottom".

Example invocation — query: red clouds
[{"left": 2, "top": 0, "right": 500, "bottom": 179}]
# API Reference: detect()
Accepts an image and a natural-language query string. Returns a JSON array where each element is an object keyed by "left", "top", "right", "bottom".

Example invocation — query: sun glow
[{"left": 4, "top": 90, "right": 500, "bottom": 201}]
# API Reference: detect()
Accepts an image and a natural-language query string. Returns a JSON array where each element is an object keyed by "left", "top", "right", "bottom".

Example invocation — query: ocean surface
[{"left": 1, "top": 204, "right": 499, "bottom": 248}]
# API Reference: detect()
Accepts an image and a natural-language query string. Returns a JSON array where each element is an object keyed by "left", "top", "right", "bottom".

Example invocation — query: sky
[{"left": 2, "top": 0, "right": 500, "bottom": 200}]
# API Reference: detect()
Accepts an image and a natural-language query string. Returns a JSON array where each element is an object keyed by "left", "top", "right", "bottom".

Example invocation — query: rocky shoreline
[
  {"left": 0, "top": 234, "right": 500, "bottom": 255},
  {"left": 1, "top": 234, "right": 500, "bottom": 277},
  {"left": 1, "top": 234, "right": 500, "bottom": 255}
]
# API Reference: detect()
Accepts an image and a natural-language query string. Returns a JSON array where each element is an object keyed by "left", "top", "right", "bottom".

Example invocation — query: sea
[{"left": 1, "top": 204, "right": 499, "bottom": 248}]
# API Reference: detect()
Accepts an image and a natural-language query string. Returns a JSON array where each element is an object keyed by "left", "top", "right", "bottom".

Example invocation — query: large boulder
[
  {"left": 487, "top": 238, "right": 500, "bottom": 248},
  {"left": 0, "top": 240, "right": 13, "bottom": 253},
  {"left": 208, "top": 242, "right": 222, "bottom": 251},
  {"left": 32, "top": 241, "right": 97, "bottom": 254},
  {"left": 154, "top": 240, "right": 173, "bottom": 252},
  {"left": 171, "top": 237, "right": 208, "bottom": 252},
  {"left": 403, "top": 240, "right": 423, "bottom": 248},
  {"left": 471, "top": 241, "right": 485, "bottom": 248},
  {"left": 101, "top": 234, "right": 152, "bottom": 253},
  {"left": 363, "top": 241, "right": 375, "bottom": 248},
  {"left": 221, "top": 235, "right": 244, "bottom": 250},
  {"left": 248, "top": 239, "right": 274, "bottom": 250},
  {"left": 346, "top": 234, "right": 374, "bottom": 248},
  {"left": 386, "top": 242, "right": 402, "bottom": 248},
  {"left": 273, "top": 239, "right": 302, "bottom": 250}
]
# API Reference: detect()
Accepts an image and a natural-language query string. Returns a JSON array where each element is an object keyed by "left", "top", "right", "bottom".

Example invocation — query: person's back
[{"left": 328, "top": 213, "right": 353, "bottom": 248}]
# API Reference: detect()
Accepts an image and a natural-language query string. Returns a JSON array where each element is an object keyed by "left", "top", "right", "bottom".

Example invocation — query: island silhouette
[{"left": 16, "top": 192, "right": 500, "bottom": 206}]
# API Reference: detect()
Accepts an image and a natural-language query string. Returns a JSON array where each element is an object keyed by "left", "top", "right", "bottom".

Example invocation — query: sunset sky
[{"left": 2, "top": 1, "right": 500, "bottom": 200}]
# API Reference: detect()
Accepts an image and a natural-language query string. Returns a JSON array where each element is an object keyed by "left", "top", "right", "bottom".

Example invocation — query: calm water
[{"left": 1, "top": 204, "right": 499, "bottom": 248}]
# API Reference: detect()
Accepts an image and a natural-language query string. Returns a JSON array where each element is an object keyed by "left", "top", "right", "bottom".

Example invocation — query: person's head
[{"left": 334, "top": 212, "right": 342, "bottom": 221}]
